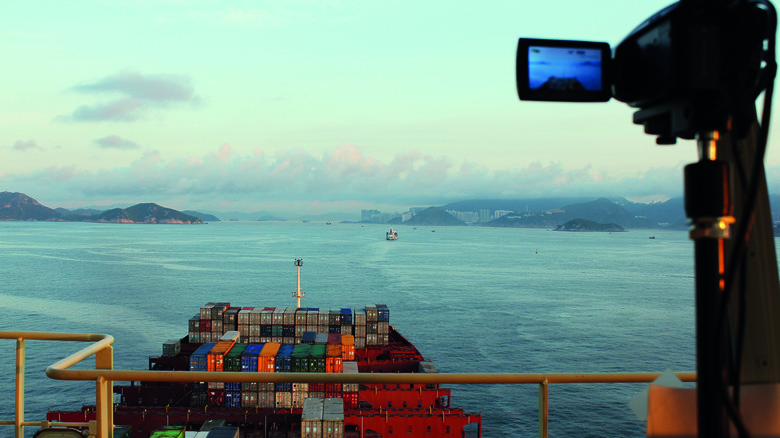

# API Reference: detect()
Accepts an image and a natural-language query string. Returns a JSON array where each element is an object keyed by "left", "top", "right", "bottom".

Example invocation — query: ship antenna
[{"left": 293, "top": 259, "right": 304, "bottom": 308}]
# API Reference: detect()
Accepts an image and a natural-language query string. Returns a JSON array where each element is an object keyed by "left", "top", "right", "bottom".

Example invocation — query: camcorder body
[{"left": 516, "top": 0, "right": 774, "bottom": 144}]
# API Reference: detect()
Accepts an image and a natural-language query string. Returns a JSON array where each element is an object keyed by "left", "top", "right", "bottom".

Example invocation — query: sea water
[{"left": 0, "top": 221, "right": 700, "bottom": 437}]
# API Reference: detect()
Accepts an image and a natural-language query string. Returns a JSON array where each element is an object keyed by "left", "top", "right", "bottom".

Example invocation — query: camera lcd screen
[{"left": 517, "top": 38, "right": 611, "bottom": 102}]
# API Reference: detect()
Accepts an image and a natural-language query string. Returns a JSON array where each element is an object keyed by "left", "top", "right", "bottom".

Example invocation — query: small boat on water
[{"left": 386, "top": 227, "right": 398, "bottom": 240}]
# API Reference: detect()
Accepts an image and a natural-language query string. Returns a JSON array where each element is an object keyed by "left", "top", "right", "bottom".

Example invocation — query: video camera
[{"left": 516, "top": 0, "right": 776, "bottom": 144}]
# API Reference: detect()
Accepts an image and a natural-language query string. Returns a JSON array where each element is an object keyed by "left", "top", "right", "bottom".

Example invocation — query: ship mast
[{"left": 292, "top": 259, "right": 304, "bottom": 308}]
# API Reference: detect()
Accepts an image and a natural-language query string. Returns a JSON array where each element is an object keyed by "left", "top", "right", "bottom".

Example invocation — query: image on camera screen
[{"left": 528, "top": 46, "right": 603, "bottom": 92}]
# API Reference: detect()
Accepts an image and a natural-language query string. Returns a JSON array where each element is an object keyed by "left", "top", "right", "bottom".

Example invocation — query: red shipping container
[
  {"left": 199, "top": 319, "right": 212, "bottom": 332},
  {"left": 207, "top": 389, "right": 224, "bottom": 406},
  {"left": 325, "top": 391, "right": 341, "bottom": 399},
  {"left": 343, "top": 392, "right": 358, "bottom": 409},
  {"left": 311, "top": 383, "right": 325, "bottom": 392}
]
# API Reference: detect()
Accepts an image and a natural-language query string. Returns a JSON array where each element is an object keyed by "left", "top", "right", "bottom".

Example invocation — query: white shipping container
[
  {"left": 241, "top": 392, "right": 257, "bottom": 407},
  {"left": 318, "top": 312, "right": 330, "bottom": 325},
  {"left": 272, "top": 309, "right": 284, "bottom": 325},
  {"left": 283, "top": 308, "right": 296, "bottom": 325},
  {"left": 220, "top": 331, "right": 240, "bottom": 342},
  {"left": 250, "top": 308, "right": 263, "bottom": 325},
  {"left": 302, "top": 398, "right": 324, "bottom": 438},
  {"left": 238, "top": 309, "right": 252, "bottom": 325},
  {"left": 200, "top": 303, "right": 215, "bottom": 321},
  {"left": 322, "top": 398, "right": 344, "bottom": 438},
  {"left": 163, "top": 339, "right": 181, "bottom": 357},
  {"left": 365, "top": 305, "right": 378, "bottom": 322},
  {"left": 292, "top": 391, "right": 309, "bottom": 408},
  {"left": 275, "top": 391, "right": 293, "bottom": 408},
  {"left": 258, "top": 391, "right": 275, "bottom": 408},
  {"left": 354, "top": 310, "right": 366, "bottom": 326},
  {"left": 296, "top": 309, "right": 308, "bottom": 325},
  {"left": 355, "top": 337, "right": 366, "bottom": 349}
]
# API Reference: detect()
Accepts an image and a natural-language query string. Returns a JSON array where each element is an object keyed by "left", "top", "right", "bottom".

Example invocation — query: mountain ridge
[{"left": 1, "top": 192, "right": 202, "bottom": 224}]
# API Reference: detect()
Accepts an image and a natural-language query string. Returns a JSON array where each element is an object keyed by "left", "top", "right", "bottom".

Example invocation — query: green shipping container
[
  {"left": 150, "top": 426, "right": 185, "bottom": 438},
  {"left": 225, "top": 343, "right": 248, "bottom": 372},
  {"left": 292, "top": 344, "right": 312, "bottom": 372}
]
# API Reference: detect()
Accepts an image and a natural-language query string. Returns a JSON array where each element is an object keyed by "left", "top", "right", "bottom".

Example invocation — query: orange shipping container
[
  {"left": 259, "top": 342, "right": 280, "bottom": 372},
  {"left": 207, "top": 339, "right": 236, "bottom": 371},
  {"left": 326, "top": 345, "right": 343, "bottom": 373},
  {"left": 341, "top": 335, "right": 355, "bottom": 361}
]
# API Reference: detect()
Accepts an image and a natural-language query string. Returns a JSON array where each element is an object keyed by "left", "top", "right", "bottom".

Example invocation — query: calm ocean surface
[{"left": 0, "top": 221, "right": 702, "bottom": 437}]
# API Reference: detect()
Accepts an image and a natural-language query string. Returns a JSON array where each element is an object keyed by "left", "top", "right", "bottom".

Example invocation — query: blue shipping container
[
  {"left": 241, "top": 343, "right": 264, "bottom": 372},
  {"left": 340, "top": 308, "right": 353, "bottom": 325},
  {"left": 190, "top": 343, "right": 216, "bottom": 371},
  {"left": 224, "top": 391, "right": 242, "bottom": 408},
  {"left": 302, "top": 332, "right": 316, "bottom": 345}
]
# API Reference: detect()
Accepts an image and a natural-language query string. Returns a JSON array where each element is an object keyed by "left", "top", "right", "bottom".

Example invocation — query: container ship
[{"left": 46, "top": 301, "right": 482, "bottom": 438}]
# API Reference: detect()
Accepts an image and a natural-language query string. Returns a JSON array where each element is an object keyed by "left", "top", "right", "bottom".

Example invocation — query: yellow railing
[{"left": 1, "top": 331, "right": 697, "bottom": 438}]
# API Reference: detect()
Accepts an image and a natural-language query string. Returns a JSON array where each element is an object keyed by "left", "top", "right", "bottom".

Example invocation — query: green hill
[
  {"left": 97, "top": 203, "right": 202, "bottom": 224},
  {"left": 554, "top": 219, "right": 625, "bottom": 232},
  {"left": 0, "top": 192, "right": 61, "bottom": 221}
]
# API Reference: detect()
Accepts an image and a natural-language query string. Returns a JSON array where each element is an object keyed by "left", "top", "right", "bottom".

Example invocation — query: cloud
[
  {"left": 13, "top": 139, "right": 41, "bottom": 151},
  {"left": 94, "top": 135, "right": 140, "bottom": 150},
  {"left": 69, "top": 99, "right": 145, "bottom": 122},
  {"left": 59, "top": 70, "right": 200, "bottom": 122},
  {"left": 0, "top": 144, "right": 694, "bottom": 216}
]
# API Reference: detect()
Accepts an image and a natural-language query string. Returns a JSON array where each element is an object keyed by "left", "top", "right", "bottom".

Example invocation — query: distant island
[
  {"left": 10, "top": 190, "right": 757, "bottom": 231},
  {"left": 553, "top": 219, "right": 625, "bottom": 232},
  {"left": 0, "top": 192, "right": 204, "bottom": 224}
]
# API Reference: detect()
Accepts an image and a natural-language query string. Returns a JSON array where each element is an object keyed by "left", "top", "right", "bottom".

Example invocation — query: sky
[{"left": 3, "top": 0, "right": 779, "bottom": 217}]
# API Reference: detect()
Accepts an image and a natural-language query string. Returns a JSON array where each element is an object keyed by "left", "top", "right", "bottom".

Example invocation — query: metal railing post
[
  {"left": 538, "top": 379, "right": 548, "bottom": 438},
  {"left": 15, "top": 338, "right": 25, "bottom": 438},
  {"left": 95, "top": 346, "right": 113, "bottom": 438}
]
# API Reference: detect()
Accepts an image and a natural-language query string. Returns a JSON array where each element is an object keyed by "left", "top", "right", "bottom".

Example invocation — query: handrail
[{"left": 2, "top": 331, "right": 697, "bottom": 438}]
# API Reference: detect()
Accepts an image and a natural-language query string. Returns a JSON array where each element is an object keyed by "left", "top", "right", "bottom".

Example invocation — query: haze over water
[{"left": 0, "top": 221, "right": 699, "bottom": 436}]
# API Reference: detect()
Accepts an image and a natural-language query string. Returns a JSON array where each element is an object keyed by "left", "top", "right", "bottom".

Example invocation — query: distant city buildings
[
  {"left": 361, "top": 209, "right": 402, "bottom": 223},
  {"left": 362, "top": 207, "right": 537, "bottom": 225}
]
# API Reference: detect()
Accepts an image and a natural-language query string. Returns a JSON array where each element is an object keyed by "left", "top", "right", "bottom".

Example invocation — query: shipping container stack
[
  {"left": 189, "top": 342, "right": 215, "bottom": 407},
  {"left": 342, "top": 361, "right": 359, "bottom": 409},
  {"left": 301, "top": 398, "right": 345, "bottom": 438},
  {"left": 182, "top": 303, "right": 390, "bottom": 411}
]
